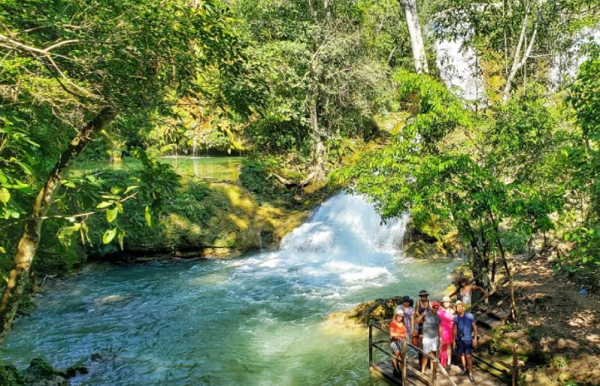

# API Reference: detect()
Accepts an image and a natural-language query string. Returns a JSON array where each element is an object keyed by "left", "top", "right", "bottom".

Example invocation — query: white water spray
[{"left": 236, "top": 193, "right": 410, "bottom": 293}]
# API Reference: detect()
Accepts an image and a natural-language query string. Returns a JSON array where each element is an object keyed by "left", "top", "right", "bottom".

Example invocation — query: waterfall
[
  {"left": 192, "top": 137, "right": 197, "bottom": 158},
  {"left": 237, "top": 193, "right": 410, "bottom": 292},
  {"left": 435, "top": 37, "right": 485, "bottom": 104}
]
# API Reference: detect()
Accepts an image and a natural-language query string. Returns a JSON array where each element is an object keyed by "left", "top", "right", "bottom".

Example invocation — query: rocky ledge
[{"left": 0, "top": 358, "right": 88, "bottom": 386}]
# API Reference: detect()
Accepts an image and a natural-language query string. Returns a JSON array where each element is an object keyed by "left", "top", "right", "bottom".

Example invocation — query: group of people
[{"left": 388, "top": 278, "right": 489, "bottom": 383}]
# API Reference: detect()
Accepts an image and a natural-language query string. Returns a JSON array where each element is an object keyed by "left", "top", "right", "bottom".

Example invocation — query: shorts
[
  {"left": 390, "top": 340, "right": 406, "bottom": 353},
  {"left": 456, "top": 340, "right": 473, "bottom": 355},
  {"left": 422, "top": 336, "right": 438, "bottom": 353},
  {"left": 418, "top": 324, "right": 424, "bottom": 335}
]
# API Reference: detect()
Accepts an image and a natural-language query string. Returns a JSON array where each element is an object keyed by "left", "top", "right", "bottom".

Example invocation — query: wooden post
[
  {"left": 368, "top": 324, "right": 373, "bottom": 369},
  {"left": 512, "top": 344, "right": 519, "bottom": 386},
  {"left": 402, "top": 340, "right": 408, "bottom": 386},
  {"left": 431, "top": 358, "right": 438, "bottom": 385}
]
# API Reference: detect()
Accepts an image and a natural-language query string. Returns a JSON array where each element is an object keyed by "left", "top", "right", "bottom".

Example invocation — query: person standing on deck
[
  {"left": 395, "top": 296, "right": 415, "bottom": 338},
  {"left": 389, "top": 308, "right": 408, "bottom": 378},
  {"left": 453, "top": 300, "right": 478, "bottom": 383},
  {"left": 415, "top": 301, "right": 442, "bottom": 374},
  {"left": 438, "top": 296, "right": 455, "bottom": 372},
  {"left": 414, "top": 290, "right": 430, "bottom": 352},
  {"left": 450, "top": 278, "right": 489, "bottom": 308}
]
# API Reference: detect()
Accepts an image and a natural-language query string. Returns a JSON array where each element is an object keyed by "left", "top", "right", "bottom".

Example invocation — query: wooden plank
[
  {"left": 472, "top": 353, "right": 512, "bottom": 371},
  {"left": 369, "top": 324, "right": 373, "bottom": 368}
]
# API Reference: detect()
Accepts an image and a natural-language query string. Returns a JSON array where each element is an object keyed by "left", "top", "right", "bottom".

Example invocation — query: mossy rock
[
  {"left": 404, "top": 240, "right": 447, "bottom": 260},
  {"left": 346, "top": 296, "right": 402, "bottom": 325},
  {"left": 86, "top": 180, "right": 317, "bottom": 261},
  {"left": 0, "top": 364, "right": 23, "bottom": 386},
  {"left": 21, "top": 358, "right": 68, "bottom": 386}
]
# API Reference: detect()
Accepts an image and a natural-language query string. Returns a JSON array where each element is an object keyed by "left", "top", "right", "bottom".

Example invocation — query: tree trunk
[
  {"left": 309, "top": 97, "right": 327, "bottom": 181},
  {"left": 501, "top": 1, "right": 539, "bottom": 104},
  {"left": 0, "top": 107, "right": 116, "bottom": 344},
  {"left": 495, "top": 233, "right": 519, "bottom": 323},
  {"left": 398, "top": 0, "right": 429, "bottom": 74}
]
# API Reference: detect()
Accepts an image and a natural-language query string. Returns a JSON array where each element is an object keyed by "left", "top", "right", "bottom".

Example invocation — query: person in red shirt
[{"left": 390, "top": 308, "right": 408, "bottom": 377}]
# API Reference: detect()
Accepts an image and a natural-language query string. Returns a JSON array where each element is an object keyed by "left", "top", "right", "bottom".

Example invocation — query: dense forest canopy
[{"left": 1, "top": 0, "right": 600, "bottom": 346}]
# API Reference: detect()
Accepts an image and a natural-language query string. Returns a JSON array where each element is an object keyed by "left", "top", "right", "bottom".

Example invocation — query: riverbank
[{"left": 86, "top": 179, "right": 337, "bottom": 263}]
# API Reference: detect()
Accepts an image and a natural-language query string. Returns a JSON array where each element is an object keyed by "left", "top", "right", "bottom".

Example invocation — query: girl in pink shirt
[{"left": 438, "top": 296, "right": 455, "bottom": 371}]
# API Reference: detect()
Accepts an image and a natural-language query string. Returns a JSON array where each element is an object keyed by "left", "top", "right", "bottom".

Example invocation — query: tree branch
[{"left": 502, "top": 0, "right": 540, "bottom": 104}]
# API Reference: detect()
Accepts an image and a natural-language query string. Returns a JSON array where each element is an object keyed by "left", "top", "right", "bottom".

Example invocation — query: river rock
[
  {"left": 404, "top": 240, "right": 447, "bottom": 260},
  {"left": 21, "top": 358, "right": 68, "bottom": 386},
  {"left": 0, "top": 358, "right": 70, "bottom": 386},
  {"left": 344, "top": 296, "right": 403, "bottom": 326},
  {"left": 0, "top": 364, "right": 23, "bottom": 386}
]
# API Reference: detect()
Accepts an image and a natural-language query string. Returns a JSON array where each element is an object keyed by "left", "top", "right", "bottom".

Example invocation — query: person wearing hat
[
  {"left": 450, "top": 277, "right": 489, "bottom": 308},
  {"left": 395, "top": 296, "right": 415, "bottom": 338},
  {"left": 453, "top": 300, "right": 478, "bottom": 382},
  {"left": 415, "top": 300, "right": 442, "bottom": 374},
  {"left": 415, "top": 290, "right": 431, "bottom": 352},
  {"left": 389, "top": 308, "right": 408, "bottom": 377},
  {"left": 439, "top": 296, "right": 455, "bottom": 372}
]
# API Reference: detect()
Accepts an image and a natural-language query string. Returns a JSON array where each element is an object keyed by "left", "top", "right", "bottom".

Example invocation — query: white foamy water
[
  {"left": 436, "top": 38, "right": 485, "bottom": 103},
  {"left": 236, "top": 193, "right": 410, "bottom": 292}
]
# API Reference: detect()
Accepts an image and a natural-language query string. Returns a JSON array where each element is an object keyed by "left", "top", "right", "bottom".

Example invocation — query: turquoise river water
[{"left": 1, "top": 194, "right": 460, "bottom": 385}]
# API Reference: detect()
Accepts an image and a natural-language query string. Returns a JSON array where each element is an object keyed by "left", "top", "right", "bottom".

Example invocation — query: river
[{"left": 2, "top": 194, "right": 460, "bottom": 385}]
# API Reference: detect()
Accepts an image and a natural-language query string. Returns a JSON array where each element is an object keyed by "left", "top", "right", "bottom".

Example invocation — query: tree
[
  {"left": 234, "top": 0, "right": 405, "bottom": 181},
  {"left": 338, "top": 72, "right": 568, "bottom": 322},
  {"left": 433, "top": 0, "right": 600, "bottom": 104},
  {"left": 563, "top": 53, "right": 600, "bottom": 265},
  {"left": 0, "top": 0, "right": 242, "bottom": 342},
  {"left": 398, "top": 0, "right": 429, "bottom": 74}
]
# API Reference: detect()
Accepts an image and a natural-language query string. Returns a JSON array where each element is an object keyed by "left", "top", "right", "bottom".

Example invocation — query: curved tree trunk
[
  {"left": 0, "top": 107, "right": 116, "bottom": 344},
  {"left": 398, "top": 0, "right": 429, "bottom": 74}
]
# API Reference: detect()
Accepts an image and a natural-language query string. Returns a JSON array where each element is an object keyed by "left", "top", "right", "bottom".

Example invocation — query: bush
[{"left": 239, "top": 154, "right": 294, "bottom": 202}]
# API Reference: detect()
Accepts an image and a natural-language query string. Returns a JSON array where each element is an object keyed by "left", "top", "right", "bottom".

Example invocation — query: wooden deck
[
  {"left": 371, "top": 357, "right": 505, "bottom": 386},
  {"left": 369, "top": 317, "right": 518, "bottom": 386},
  {"left": 370, "top": 271, "right": 523, "bottom": 386}
]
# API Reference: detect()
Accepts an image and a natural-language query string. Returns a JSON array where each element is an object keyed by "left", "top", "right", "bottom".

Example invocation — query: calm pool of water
[{"left": 71, "top": 156, "right": 243, "bottom": 181}]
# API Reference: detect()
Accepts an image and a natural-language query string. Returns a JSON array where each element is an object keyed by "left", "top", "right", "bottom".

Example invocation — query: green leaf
[
  {"left": 0, "top": 188, "right": 9, "bottom": 204},
  {"left": 124, "top": 185, "right": 139, "bottom": 194},
  {"left": 106, "top": 206, "right": 118, "bottom": 222},
  {"left": 0, "top": 247, "right": 5, "bottom": 254},
  {"left": 102, "top": 228, "right": 117, "bottom": 244},
  {"left": 145, "top": 206, "right": 152, "bottom": 227},
  {"left": 96, "top": 201, "right": 113, "bottom": 209},
  {"left": 118, "top": 229, "right": 125, "bottom": 250},
  {"left": 16, "top": 160, "right": 34, "bottom": 175},
  {"left": 110, "top": 186, "right": 124, "bottom": 195}
]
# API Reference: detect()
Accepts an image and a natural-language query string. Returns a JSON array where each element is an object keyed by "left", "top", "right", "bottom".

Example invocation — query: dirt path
[{"left": 508, "top": 259, "right": 600, "bottom": 385}]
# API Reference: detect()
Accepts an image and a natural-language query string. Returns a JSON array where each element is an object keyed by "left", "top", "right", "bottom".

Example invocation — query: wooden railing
[
  {"left": 369, "top": 319, "right": 520, "bottom": 386},
  {"left": 474, "top": 328, "right": 520, "bottom": 386},
  {"left": 369, "top": 320, "right": 456, "bottom": 386}
]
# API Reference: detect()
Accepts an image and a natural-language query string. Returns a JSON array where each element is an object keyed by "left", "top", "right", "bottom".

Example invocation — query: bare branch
[{"left": 44, "top": 39, "right": 81, "bottom": 52}]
